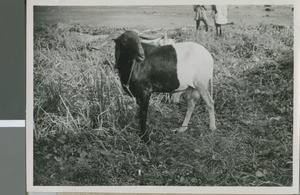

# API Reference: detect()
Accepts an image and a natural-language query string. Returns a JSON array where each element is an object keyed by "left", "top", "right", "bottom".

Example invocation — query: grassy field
[{"left": 33, "top": 5, "right": 293, "bottom": 186}]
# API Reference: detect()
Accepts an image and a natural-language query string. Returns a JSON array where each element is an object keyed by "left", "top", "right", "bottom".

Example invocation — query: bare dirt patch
[{"left": 34, "top": 5, "right": 293, "bottom": 29}]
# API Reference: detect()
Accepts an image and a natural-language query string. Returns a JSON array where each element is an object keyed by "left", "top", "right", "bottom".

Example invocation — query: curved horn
[
  {"left": 132, "top": 29, "right": 164, "bottom": 40},
  {"left": 89, "top": 29, "right": 125, "bottom": 50}
]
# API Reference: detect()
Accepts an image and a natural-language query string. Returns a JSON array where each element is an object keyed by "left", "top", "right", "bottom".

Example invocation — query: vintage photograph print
[{"left": 27, "top": 0, "right": 299, "bottom": 193}]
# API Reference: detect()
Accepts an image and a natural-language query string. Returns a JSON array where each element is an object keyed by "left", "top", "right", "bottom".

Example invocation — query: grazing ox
[{"left": 114, "top": 30, "right": 216, "bottom": 143}]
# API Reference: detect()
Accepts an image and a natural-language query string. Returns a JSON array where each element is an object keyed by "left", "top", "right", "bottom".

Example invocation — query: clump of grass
[{"left": 33, "top": 22, "right": 293, "bottom": 186}]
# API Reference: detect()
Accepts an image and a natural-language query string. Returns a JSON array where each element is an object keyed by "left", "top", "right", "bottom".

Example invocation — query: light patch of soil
[{"left": 34, "top": 5, "right": 293, "bottom": 29}]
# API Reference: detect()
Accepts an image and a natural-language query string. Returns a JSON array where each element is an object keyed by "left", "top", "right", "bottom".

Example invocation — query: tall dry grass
[{"left": 33, "top": 23, "right": 293, "bottom": 186}]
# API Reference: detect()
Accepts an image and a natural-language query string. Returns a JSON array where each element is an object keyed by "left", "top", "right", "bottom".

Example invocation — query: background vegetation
[{"left": 33, "top": 6, "right": 293, "bottom": 186}]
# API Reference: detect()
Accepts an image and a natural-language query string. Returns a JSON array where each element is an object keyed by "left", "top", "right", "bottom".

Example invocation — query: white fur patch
[{"left": 172, "top": 42, "right": 214, "bottom": 91}]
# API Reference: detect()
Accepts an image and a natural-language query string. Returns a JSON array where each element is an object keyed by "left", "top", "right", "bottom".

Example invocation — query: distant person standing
[
  {"left": 212, "top": 5, "right": 228, "bottom": 37},
  {"left": 193, "top": 5, "right": 208, "bottom": 32}
]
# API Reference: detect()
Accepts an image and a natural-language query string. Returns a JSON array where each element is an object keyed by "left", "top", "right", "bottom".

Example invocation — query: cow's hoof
[
  {"left": 140, "top": 133, "right": 150, "bottom": 144},
  {"left": 178, "top": 126, "right": 188, "bottom": 132},
  {"left": 210, "top": 125, "right": 217, "bottom": 131},
  {"left": 172, "top": 126, "right": 188, "bottom": 133}
]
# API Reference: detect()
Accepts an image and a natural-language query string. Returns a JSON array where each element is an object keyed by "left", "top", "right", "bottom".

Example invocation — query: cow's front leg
[{"left": 138, "top": 93, "right": 151, "bottom": 143}]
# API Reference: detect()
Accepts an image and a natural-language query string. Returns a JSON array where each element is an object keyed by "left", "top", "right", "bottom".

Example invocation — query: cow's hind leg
[
  {"left": 196, "top": 85, "right": 216, "bottom": 130},
  {"left": 175, "top": 88, "right": 200, "bottom": 132},
  {"left": 172, "top": 91, "right": 184, "bottom": 103}
]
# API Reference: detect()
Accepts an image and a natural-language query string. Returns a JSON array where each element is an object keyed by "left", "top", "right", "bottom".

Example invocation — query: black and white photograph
[{"left": 27, "top": 0, "right": 299, "bottom": 194}]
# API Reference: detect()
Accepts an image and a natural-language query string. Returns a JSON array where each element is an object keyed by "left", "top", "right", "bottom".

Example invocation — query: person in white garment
[{"left": 211, "top": 5, "right": 228, "bottom": 37}]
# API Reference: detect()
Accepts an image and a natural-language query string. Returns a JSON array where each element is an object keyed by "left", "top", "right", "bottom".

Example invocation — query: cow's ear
[
  {"left": 122, "top": 35, "right": 129, "bottom": 45},
  {"left": 113, "top": 36, "right": 127, "bottom": 46}
]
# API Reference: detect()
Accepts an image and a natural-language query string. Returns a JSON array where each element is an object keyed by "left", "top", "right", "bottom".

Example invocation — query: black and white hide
[{"left": 113, "top": 30, "right": 216, "bottom": 143}]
